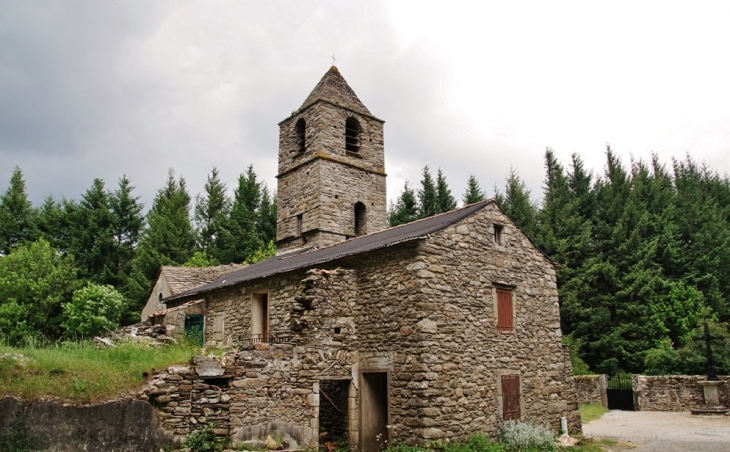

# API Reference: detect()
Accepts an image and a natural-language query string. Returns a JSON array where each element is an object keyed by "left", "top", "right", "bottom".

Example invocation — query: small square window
[
  {"left": 494, "top": 225, "right": 503, "bottom": 245},
  {"left": 334, "top": 327, "right": 342, "bottom": 335}
]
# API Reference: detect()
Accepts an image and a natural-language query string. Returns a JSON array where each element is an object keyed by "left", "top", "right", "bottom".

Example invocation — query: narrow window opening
[
  {"left": 157, "top": 292, "right": 163, "bottom": 301},
  {"left": 295, "top": 118, "right": 306, "bottom": 153},
  {"left": 345, "top": 117, "right": 361, "bottom": 152},
  {"left": 494, "top": 225, "right": 503, "bottom": 245},
  {"left": 334, "top": 327, "right": 342, "bottom": 335},
  {"left": 252, "top": 293, "right": 269, "bottom": 344},
  {"left": 354, "top": 202, "right": 366, "bottom": 236},
  {"left": 297, "top": 214, "right": 303, "bottom": 236}
]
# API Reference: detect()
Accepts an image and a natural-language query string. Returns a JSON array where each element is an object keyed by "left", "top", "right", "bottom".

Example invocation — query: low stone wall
[
  {"left": 633, "top": 375, "right": 730, "bottom": 411},
  {"left": 0, "top": 397, "right": 172, "bottom": 452},
  {"left": 573, "top": 375, "right": 607, "bottom": 407}
]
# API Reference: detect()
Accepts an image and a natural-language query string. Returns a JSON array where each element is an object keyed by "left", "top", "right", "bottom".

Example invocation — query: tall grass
[{"left": 0, "top": 339, "right": 197, "bottom": 402}]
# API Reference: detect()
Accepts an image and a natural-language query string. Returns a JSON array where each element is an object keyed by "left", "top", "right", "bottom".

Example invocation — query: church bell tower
[{"left": 275, "top": 67, "right": 387, "bottom": 252}]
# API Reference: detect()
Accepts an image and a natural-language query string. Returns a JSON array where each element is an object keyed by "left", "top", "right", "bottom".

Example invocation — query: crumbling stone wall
[
  {"left": 633, "top": 375, "right": 730, "bottom": 411},
  {"left": 574, "top": 375, "right": 608, "bottom": 407}
]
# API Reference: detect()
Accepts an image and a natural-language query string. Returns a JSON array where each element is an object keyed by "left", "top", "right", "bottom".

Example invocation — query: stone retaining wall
[
  {"left": 574, "top": 375, "right": 607, "bottom": 407},
  {"left": 633, "top": 375, "right": 730, "bottom": 411},
  {"left": 0, "top": 397, "right": 171, "bottom": 452}
]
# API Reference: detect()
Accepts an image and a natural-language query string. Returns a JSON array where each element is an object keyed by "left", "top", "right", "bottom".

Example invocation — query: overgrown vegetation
[
  {"left": 0, "top": 340, "right": 196, "bottom": 402},
  {"left": 377, "top": 430, "right": 605, "bottom": 452},
  {"left": 182, "top": 423, "right": 229, "bottom": 452}
]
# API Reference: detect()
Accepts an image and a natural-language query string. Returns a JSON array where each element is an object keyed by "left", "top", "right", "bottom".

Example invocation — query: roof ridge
[{"left": 164, "top": 199, "right": 496, "bottom": 303}]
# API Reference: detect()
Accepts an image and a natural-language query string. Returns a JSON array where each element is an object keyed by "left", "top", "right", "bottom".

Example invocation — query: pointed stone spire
[{"left": 297, "top": 66, "right": 371, "bottom": 115}]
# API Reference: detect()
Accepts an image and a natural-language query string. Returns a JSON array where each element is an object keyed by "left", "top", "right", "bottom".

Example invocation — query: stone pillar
[{"left": 690, "top": 380, "right": 729, "bottom": 415}]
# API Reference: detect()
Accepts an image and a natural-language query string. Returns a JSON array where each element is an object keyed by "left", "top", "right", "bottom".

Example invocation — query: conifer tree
[
  {"left": 68, "top": 178, "right": 116, "bottom": 284},
  {"left": 388, "top": 181, "right": 419, "bottom": 227},
  {"left": 37, "top": 196, "right": 64, "bottom": 252},
  {"left": 417, "top": 166, "right": 438, "bottom": 219},
  {"left": 462, "top": 174, "right": 486, "bottom": 205},
  {"left": 127, "top": 169, "right": 195, "bottom": 312},
  {"left": 194, "top": 167, "right": 229, "bottom": 261},
  {"left": 109, "top": 176, "right": 144, "bottom": 290},
  {"left": 256, "top": 186, "right": 277, "bottom": 245},
  {"left": 216, "top": 166, "right": 264, "bottom": 264},
  {"left": 0, "top": 166, "right": 37, "bottom": 254},
  {"left": 435, "top": 168, "right": 457, "bottom": 213},
  {"left": 495, "top": 168, "right": 538, "bottom": 238}
]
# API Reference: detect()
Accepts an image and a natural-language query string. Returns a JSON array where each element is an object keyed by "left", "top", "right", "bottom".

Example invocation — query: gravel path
[{"left": 583, "top": 410, "right": 730, "bottom": 452}]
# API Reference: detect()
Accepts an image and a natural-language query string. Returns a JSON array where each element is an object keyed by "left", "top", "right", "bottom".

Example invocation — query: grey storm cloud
[{"left": 2, "top": 1, "right": 730, "bottom": 210}]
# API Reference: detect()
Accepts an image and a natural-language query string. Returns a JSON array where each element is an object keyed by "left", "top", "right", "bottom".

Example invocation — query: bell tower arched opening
[{"left": 345, "top": 117, "right": 361, "bottom": 153}]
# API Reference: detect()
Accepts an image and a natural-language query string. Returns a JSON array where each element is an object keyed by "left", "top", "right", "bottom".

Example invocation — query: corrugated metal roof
[{"left": 164, "top": 199, "right": 494, "bottom": 303}]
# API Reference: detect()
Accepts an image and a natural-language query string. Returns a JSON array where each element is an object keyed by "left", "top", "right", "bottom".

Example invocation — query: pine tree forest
[
  {"left": 0, "top": 166, "right": 277, "bottom": 342},
  {"left": 3, "top": 149, "right": 730, "bottom": 376},
  {"left": 387, "top": 149, "right": 730, "bottom": 375}
]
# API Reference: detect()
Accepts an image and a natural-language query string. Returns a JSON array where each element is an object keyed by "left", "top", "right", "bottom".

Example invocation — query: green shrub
[
  {"left": 466, "top": 432, "right": 504, "bottom": 452},
  {"left": 183, "top": 423, "right": 228, "bottom": 452},
  {"left": 498, "top": 421, "right": 556, "bottom": 452},
  {"left": 61, "top": 283, "right": 125, "bottom": 337}
]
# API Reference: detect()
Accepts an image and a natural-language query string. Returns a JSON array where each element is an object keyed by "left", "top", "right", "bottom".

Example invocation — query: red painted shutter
[
  {"left": 497, "top": 289, "right": 513, "bottom": 332},
  {"left": 502, "top": 374, "right": 520, "bottom": 420}
]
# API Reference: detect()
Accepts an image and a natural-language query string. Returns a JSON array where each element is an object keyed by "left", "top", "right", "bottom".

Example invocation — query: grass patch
[
  {"left": 0, "top": 340, "right": 197, "bottom": 402},
  {"left": 580, "top": 403, "right": 610, "bottom": 424}
]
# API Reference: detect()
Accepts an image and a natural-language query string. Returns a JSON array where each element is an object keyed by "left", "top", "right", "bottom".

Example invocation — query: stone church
[{"left": 162, "top": 66, "right": 581, "bottom": 450}]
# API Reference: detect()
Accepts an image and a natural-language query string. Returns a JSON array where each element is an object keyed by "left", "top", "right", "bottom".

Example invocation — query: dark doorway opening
[
  {"left": 184, "top": 314, "right": 204, "bottom": 346},
  {"left": 319, "top": 380, "right": 350, "bottom": 448},
  {"left": 360, "top": 372, "right": 388, "bottom": 452}
]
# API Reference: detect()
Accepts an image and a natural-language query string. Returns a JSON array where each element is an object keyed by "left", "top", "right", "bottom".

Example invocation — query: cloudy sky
[{"left": 2, "top": 1, "right": 729, "bottom": 211}]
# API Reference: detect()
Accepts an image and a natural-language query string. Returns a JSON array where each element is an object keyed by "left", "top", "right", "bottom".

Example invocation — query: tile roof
[
  {"left": 161, "top": 264, "right": 247, "bottom": 295},
  {"left": 164, "top": 199, "right": 495, "bottom": 304}
]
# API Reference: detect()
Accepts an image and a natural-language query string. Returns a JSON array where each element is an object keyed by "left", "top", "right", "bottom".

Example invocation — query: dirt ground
[{"left": 582, "top": 410, "right": 730, "bottom": 452}]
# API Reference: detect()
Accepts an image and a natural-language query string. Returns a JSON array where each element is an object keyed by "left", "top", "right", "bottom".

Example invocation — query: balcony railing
[{"left": 245, "top": 333, "right": 292, "bottom": 346}]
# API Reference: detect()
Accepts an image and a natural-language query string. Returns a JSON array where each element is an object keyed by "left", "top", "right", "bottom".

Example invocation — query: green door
[{"left": 184, "top": 314, "right": 204, "bottom": 346}]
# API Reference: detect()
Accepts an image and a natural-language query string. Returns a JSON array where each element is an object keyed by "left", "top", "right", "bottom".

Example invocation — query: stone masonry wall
[
  {"left": 276, "top": 158, "right": 387, "bottom": 251},
  {"left": 574, "top": 375, "right": 608, "bottom": 407},
  {"left": 189, "top": 202, "right": 581, "bottom": 447},
  {"left": 276, "top": 101, "right": 387, "bottom": 251},
  {"left": 633, "top": 375, "right": 730, "bottom": 411},
  {"left": 358, "top": 204, "right": 582, "bottom": 441}
]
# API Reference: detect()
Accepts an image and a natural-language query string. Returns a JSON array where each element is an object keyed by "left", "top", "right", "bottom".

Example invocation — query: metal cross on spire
[
  {"left": 697, "top": 321, "right": 724, "bottom": 381},
  {"left": 331, "top": 54, "right": 336, "bottom": 66}
]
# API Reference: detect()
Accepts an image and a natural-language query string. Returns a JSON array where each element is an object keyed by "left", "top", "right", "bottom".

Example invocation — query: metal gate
[{"left": 606, "top": 375, "right": 634, "bottom": 411}]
